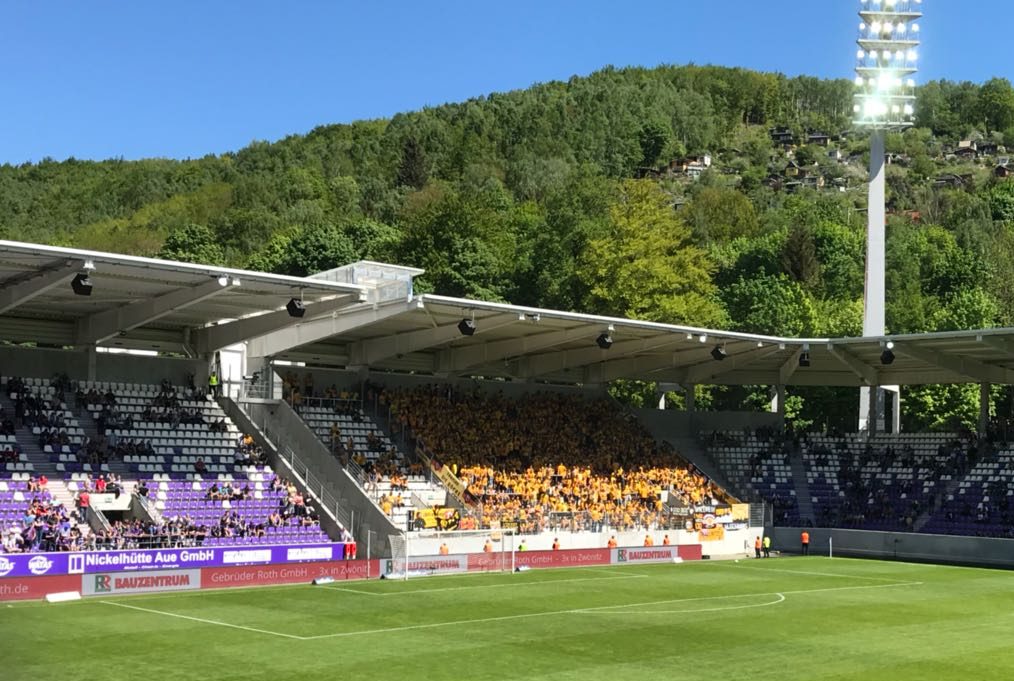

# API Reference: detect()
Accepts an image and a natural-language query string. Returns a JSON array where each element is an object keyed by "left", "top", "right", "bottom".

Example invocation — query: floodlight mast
[{"left": 853, "top": 0, "right": 922, "bottom": 433}]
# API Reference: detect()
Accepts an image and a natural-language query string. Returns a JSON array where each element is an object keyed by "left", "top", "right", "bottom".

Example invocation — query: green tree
[
  {"left": 158, "top": 223, "right": 225, "bottom": 265},
  {"left": 397, "top": 137, "right": 429, "bottom": 190},
  {"left": 686, "top": 186, "right": 760, "bottom": 243},
  {"left": 978, "top": 78, "right": 1014, "bottom": 134},
  {"left": 781, "top": 225, "right": 819, "bottom": 287},
  {"left": 721, "top": 274, "right": 816, "bottom": 336},
  {"left": 284, "top": 223, "right": 358, "bottom": 276},
  {"left": 638, "top": 119, "right": 672, "bottom": 168},
  {"left": 579, "top": 180, "right": 724, "bottom": 326}
]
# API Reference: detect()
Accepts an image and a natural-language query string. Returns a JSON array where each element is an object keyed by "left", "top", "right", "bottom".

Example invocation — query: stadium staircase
[
  {"left": 0, "top": 391, "right": 100, "bottom": 536},
  {"left": 789, "top": 448, "right": 815, "bottom": 526},
  {"left": 912, "top": 476, "right": 960, "bottom": 532},
  {"left": 227, "top": 396, "right": 401, "bottom": 553},
  {"left": 75, "top": 404, "right": 133, "bottom": 479}
]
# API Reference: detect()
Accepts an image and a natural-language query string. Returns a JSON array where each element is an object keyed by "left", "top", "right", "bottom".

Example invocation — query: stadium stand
[
  {"left": 377, "top": 384, "right": 724, "bottom": 532},
  {"left": 287, "top": 373, "right": 449, "bottom": 531},
  {"left": 922, "top": 444, "right": 1014, "bottom": 538},
  {"left": 0, "top": 375, "right": 329, "bottom": 552},
  {"left": 704, "top": 429, "right": 800, "bottom": 525},
  {"left": 705, "top": 427, "right": 978, "bottom": 532}
]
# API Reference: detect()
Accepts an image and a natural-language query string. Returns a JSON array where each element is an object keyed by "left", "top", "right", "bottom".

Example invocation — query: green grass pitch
[{"left": 3, "top": 557, "right": 1014, "bottom": 680}]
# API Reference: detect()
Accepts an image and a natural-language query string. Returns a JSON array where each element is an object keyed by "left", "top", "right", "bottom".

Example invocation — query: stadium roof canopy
[{"left": 3, "top": 240, "right": 1014, "bottom": 388}]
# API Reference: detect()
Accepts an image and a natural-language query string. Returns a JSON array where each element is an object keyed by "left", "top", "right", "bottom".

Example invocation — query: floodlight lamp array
[{"left": 853, "top": 0, "right": 922, "bottom": 129}]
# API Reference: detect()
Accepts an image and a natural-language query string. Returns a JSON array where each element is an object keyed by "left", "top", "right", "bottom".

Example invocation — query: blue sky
[{"left": 1, "top": 0, "right": 1010, "bottom": 164}]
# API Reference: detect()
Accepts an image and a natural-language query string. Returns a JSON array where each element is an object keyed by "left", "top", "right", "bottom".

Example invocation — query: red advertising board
[
  {"left": 201, "top": 559, "right": 378, "bottom": 589},
  {"left": 677, "top": 544, "right": 702, "bottom": 560},
  {"left": 466, "top": 548, "right": 612, "bottom": 571},
  {"left": 0, "top": 574, "right": 81, "bottom": 601},
  {"left": 515, "top": 548, "right": 612, "bottom": 569}
]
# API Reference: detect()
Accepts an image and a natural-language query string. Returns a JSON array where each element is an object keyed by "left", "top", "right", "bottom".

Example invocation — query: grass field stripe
[
  {"left": 320, "top": 573, "right": 647, "bottom": 597},
  {"left": 100, "top": 600, "right": 304, "bottom": 640},
  {"left": 300, "top": 580, "right": 923, "bottom": 640},
  {"left": 581, "top": 592, "right": 788, "bottom": 615},
  {"left": 714, "top": 562, "right": 911, "bottom": 582}
]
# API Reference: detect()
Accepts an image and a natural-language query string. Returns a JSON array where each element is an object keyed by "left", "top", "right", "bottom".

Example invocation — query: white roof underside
[{"left": 2, "top": 241, "right": 1014, "bottom": 387}]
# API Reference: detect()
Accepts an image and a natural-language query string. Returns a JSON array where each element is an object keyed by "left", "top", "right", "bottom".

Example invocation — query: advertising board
[
  {"left": 612, "top": 545, "right": 702, "bottom": 563},
  {"left": 203, "top": 559, "right": 379, "bottom": 588},
  {"left": 0, "top": 574, "right": 81, "bottom": 601},
  {"left": 81, "top": 569, "right": 202, "bottom": 596}
]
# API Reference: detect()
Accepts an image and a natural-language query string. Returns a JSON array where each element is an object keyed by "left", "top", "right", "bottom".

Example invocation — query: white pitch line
[
  {"left": 582, "top": 592, "right": 787, "bottom": 615},
  {"left": 712, "top": 562, "right": 910, "bottom": 582},
  {"left": 100, "top": 600, "right": 303, "bottom": 640},
  {"left": 320, "top": 573, "right": 647, "bottom": 597},
  {"left": 300, "top": 579, "right": 923, "bottom": 640}
]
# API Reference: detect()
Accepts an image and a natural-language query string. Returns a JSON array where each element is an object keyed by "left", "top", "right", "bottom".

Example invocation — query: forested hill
[{"left": 3, "top": 64, "right": 1014, "bottom": 429}]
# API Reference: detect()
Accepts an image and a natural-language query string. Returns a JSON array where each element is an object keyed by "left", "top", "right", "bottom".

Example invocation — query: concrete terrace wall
[
  {"left": 278, "top": 366, "right": 609, "bottom": 400},
  {"left": 0, "top": 346, "right": 203, "bottom": 386},
  {"left": 770, "top": 526, "right": 1014, "bottom": 568},
  {"left": 638, "top": 409, "right": 781, "bottom": 438}
]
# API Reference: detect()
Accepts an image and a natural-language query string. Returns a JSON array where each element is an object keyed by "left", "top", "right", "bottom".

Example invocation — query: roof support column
[
  {"left": 772, "top": 385, "right": 786, "bottom": 428},
  {"left": 888, "top": 388, "right": 901, "bottom": 435},
  {"left": 85, "top": 345, "right": 97, "bottom": 382},
  {"left": 980, "top": 382, "right": 992, "bottom": 438},
  {"left": 866, "top": 385, "right": 880, "bottom": 436}
]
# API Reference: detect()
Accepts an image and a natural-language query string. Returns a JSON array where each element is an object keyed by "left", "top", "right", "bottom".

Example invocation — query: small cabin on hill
[
  {"left": 770, "top": 127, "right": 795, "bottom": 147},
  {"left": 934, "top": 174, "right": 965, "bottom": 188}
]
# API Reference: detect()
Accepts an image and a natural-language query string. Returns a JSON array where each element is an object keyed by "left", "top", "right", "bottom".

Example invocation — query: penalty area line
[
  {"left": 100, "top": 600, "right": 305, "bottom": 640},
  {"left": 320, "top": 573, "right": 647, "bottom": 597},
  {"left": 301, "top": 579, "right": 923, "bottom": 640}
]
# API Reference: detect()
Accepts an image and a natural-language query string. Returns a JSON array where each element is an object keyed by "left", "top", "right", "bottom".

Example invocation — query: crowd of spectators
[
  {"left": 4, "top": 493, "right": 85, "bottom": 553},
  {"left": 382, "top": 386, "right": 721, "bottom": 532}
]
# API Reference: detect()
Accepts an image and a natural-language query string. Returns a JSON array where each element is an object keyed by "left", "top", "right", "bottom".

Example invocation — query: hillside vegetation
[{"left": 3, "top": 65, "right": 1014, "bottom": 430}]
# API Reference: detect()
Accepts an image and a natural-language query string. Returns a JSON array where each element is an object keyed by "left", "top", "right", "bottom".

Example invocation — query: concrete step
[
  {"left": 789, "top": 449, "right": 815, "bottom": 525},
  {"left": 47, "top": 478, "right": 92, "bottom": 536}
]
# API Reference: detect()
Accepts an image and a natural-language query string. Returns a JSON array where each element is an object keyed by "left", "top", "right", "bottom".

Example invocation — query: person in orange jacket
[{"left": 754, "top": 535, "right": 762, "bottom": 559}]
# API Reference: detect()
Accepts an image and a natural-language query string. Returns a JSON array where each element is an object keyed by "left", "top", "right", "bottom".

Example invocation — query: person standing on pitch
[
  {"left": 762, "top": 535, "right": 771, "bottom": 558},
  {"left": 801, "top": 530, "right": 810, "bottom": 556},
  {"left": 754, "top": 535, "right": 762, "bottom": 559}
]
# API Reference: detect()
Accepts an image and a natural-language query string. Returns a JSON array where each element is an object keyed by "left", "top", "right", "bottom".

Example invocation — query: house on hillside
[
  {"left": 784, "top": 160, "right": 804, "bottom": 178},
  {"left": 978, "top": 142, "right": 1005, "bottom": 157},
  {"left": 770, "top": 127, "right": 795, "bottom": 147},
  {"left": 665, "top": 154, "right": 712, "bottom": 180},
  {"left": 807, "top": 132, "right": 831, "bottom": 147},
  {"left": 801, "top": 175, "right": 826, "bottom": 189},
  {"left": 996, "top": 165, "right": 1014, "bottom": 180},
  {"left": 954, "top": 146, "right": 978, "bottom": 161},
  {"left": 828, "top": 148, "right": 844, "bottom": 162},
  {"left": 934, "top": 174, "right": 965, "bottom": 188}
]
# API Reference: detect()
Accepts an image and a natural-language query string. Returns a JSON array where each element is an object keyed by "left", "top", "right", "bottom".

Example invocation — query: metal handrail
[{"left": 273, "top": 443, "right": 353, "bottom": 533}]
